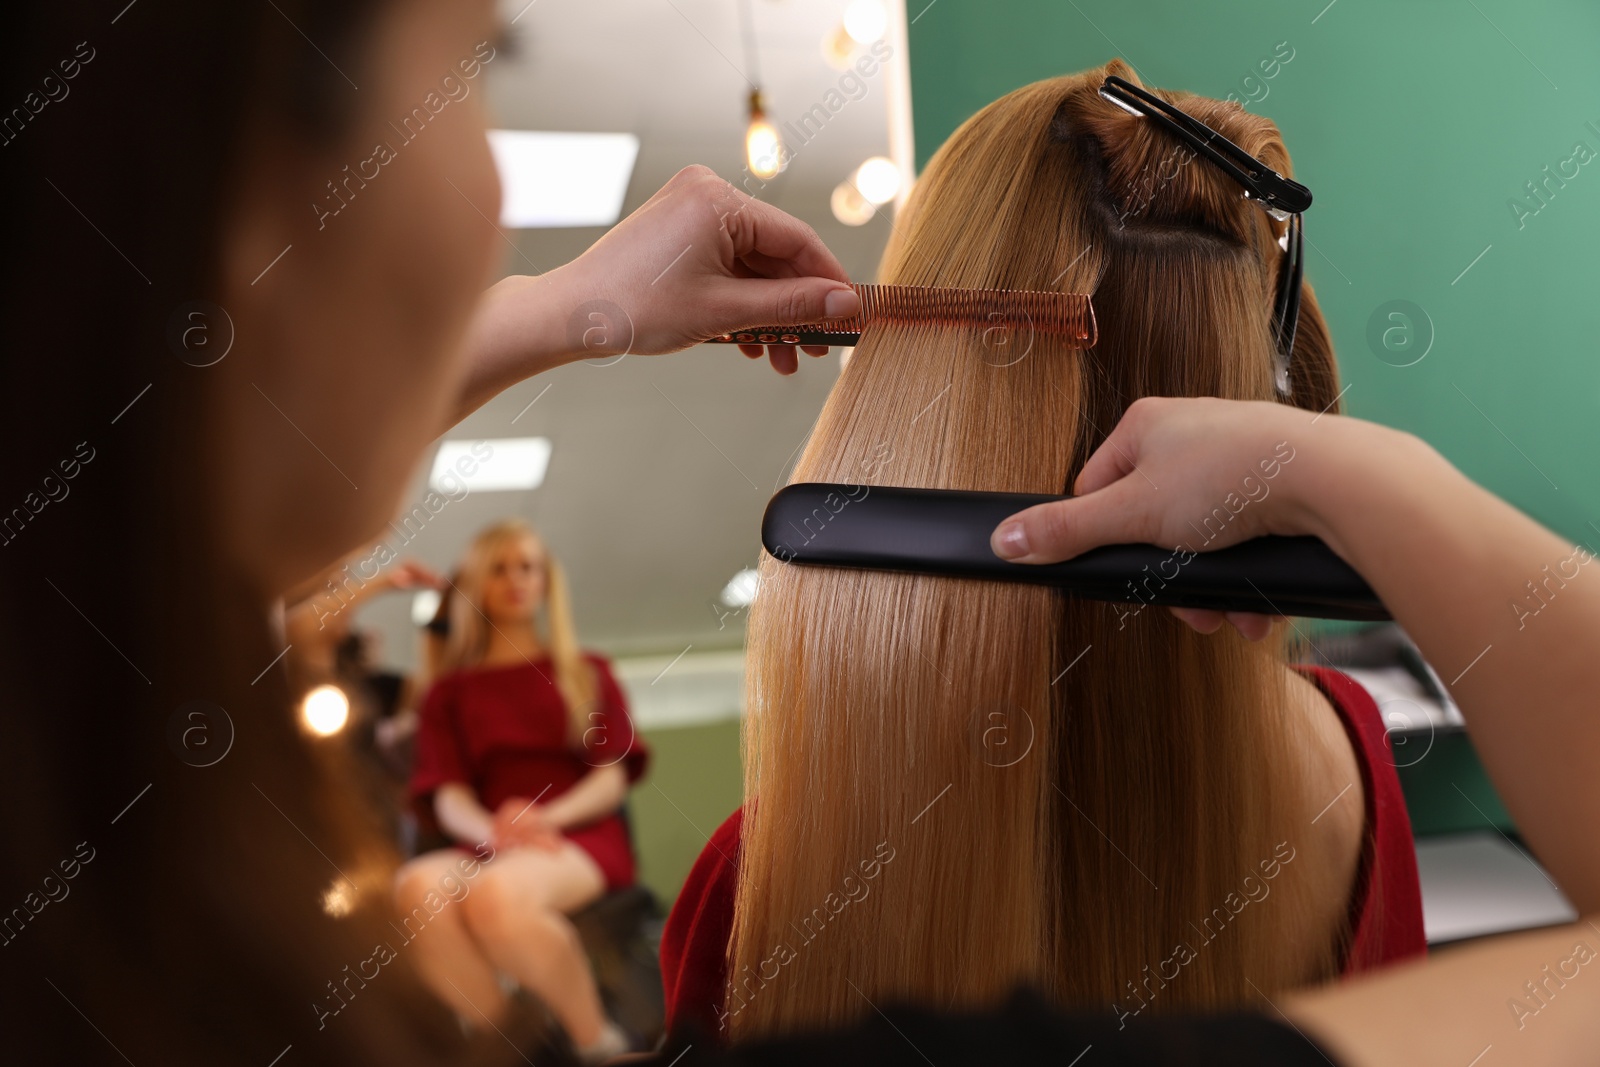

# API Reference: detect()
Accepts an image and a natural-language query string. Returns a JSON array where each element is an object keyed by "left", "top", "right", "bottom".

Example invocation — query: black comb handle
[{"left": 762, "top": 483, "right": 1389, "bottom": 622}]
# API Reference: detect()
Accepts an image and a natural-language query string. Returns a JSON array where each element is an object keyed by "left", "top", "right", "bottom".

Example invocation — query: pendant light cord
[{"left": 736, "top": 0, "right": 762, "bottom": 89}]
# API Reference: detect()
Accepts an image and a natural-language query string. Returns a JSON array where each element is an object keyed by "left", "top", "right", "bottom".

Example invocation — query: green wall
[
  {"left": 630, "top": 719, "right": 743, "bottom": 906},
  {"left": 907, "top": 0, "right": 1600, "bottom": 543}
]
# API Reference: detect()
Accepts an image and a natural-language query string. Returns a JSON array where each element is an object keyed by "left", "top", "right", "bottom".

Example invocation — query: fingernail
[
  {"left": 824, "top": 288, "right": 861, "bottom": 320},
  {"left": 993, "top": 521, "right": 1030, "bottom": 560}
]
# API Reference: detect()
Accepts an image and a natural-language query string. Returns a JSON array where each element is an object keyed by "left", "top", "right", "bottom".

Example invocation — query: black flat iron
[{"left": 762, "top": 483, "right": 1388, "bottom": 621}]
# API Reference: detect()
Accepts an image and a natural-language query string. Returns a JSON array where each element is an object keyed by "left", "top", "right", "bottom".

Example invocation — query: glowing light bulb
[
  {"left": 301, "top": 684, "right": 350, "bottom": 737},
  {"left": 747, "top": 119, "right": 781, "bottom": 180},
  {"left": 854, "top": 156, "right": 901, "bottom": 205},
  {"left": 745, "top": 89, "right": 783, "bottom": 180},
  {"left": 843, "top": 0, "right": 888, "bottom": 43},
  {"left": 322, "top": 879, "right": 357, "bottom": 918},
  {"left": 831, "top": 180, "right": 876, "bottom": 226}
]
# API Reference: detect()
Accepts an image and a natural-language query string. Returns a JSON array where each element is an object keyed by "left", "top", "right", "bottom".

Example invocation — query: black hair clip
[{"left": 1098, "top": 75, "right": 1310, "bottom": 397}]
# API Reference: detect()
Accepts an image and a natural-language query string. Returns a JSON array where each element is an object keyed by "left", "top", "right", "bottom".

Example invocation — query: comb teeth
[{"left": 706, "top": 283, "right": 1097, "bottom": 348}]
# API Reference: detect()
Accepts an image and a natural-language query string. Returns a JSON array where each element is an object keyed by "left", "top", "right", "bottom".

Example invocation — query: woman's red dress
[{"left": 408, "top": 652, "right": 650, "bottom": 890}]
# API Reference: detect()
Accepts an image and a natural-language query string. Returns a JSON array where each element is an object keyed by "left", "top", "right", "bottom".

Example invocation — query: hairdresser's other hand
[
  {"left": 990, "top": 397, "right": 1320, "bottom": 641},
  {"left": 378, "top": 558, "right": 445, "bottom": 593}
]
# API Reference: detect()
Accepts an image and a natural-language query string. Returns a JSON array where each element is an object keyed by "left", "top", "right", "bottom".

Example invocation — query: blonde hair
[
  {"left": 442, "top": 519, "right": 597, "bottom": 739},
  {"left": 727, "top": 61, "right": 1345, "bottom": 1042}
]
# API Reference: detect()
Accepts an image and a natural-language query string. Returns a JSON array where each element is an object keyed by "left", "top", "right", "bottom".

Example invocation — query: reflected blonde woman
[{"left": 396, "top": 519, "right": 648, "bottom": 1062}]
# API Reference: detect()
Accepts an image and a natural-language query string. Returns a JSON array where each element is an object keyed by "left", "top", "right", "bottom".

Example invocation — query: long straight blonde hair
[
  {"left": 728, "top": 61, "right": 1346, "bottom": 1042},
  {"left": 441, "top": 519, "right": 597, "bottom": 739}
]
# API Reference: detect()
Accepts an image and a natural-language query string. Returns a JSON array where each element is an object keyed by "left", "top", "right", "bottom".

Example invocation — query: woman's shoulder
[
  {"left": 1291, "top": 664, "right": 1400, "bottom": 789},
  {"left": 1288, "top": 663, "right": 1426, "bottom": 970},
  {"left": 1284, "top": 665, "right": 1367, "bottom": 855},
  {"left": 417, "top": 669, "right": 459, "bottom": 701},
  {"left": 579, "top": 650, "right": 625, "bottom": 686},
  {"left": 573, "top": 649, "right": 619, "bottom": 673}
]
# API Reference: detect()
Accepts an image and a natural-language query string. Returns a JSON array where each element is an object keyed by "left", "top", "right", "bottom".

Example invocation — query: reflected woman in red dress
[{"left": 395, "top": 519, "right": 648, "bottom": 1062}]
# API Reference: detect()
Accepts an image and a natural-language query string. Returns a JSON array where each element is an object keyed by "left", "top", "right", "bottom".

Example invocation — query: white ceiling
[{"left": 358, "top": 0, "right": 901, "bottom": 667}]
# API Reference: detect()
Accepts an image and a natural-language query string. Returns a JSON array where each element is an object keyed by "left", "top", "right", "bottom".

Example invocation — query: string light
[
  {"left": 301, "top": 683, "right": 350, "bottom": 737},
  {"left": 854, "top": 156, "right": 901, "bottom": 204},
  {"left": 322, "top": 879, "right": 357, "bottom": 918},
  {"left": 842, "top": 0, "right": 888, "bottom": 43},
  {"left": 825, "top": 0, "right": 887, "bottom": 66},
  {"left": 831, "top": 157, "right": 902, "bottom": 225},
  {"left": 831, "top": 181, "right": 875, "bottom": 226}
]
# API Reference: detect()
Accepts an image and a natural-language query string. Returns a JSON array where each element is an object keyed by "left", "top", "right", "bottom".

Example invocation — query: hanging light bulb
[
  {"left": 745, "top": 89, "right": 782, "bottom": 180},
  {"left": 301, "top": 683, "right": 350, "bottom": 737}
]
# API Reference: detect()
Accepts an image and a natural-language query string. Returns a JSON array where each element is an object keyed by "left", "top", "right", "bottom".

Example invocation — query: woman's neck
[{"left": 480, "top": 622, "right": 546, "bottom": 665}]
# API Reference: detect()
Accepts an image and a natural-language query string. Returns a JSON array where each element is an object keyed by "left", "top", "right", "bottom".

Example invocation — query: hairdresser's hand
[
  {"left": 561, "top": 164, "right": 861, "bottom": 370},
  {"left": 990, "top": 397, "right": 1325, "bottom": 641},
  {"left": 463, "top": 165, "right": 860, "bottom": 406}
]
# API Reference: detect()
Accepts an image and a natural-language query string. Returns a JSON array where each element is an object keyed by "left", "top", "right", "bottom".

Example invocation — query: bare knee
[
  {"left": 460, "top": 866, "right": 521, "bottom": 942},
  {"left": 394, "top": 852, "right": 466, "bottom": 916},
  {"left": 462, "top": 868, "right": 573, "bottom": 948},
  {"left": 490, "top": 904, "right": 584, "bottom": 966}
]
